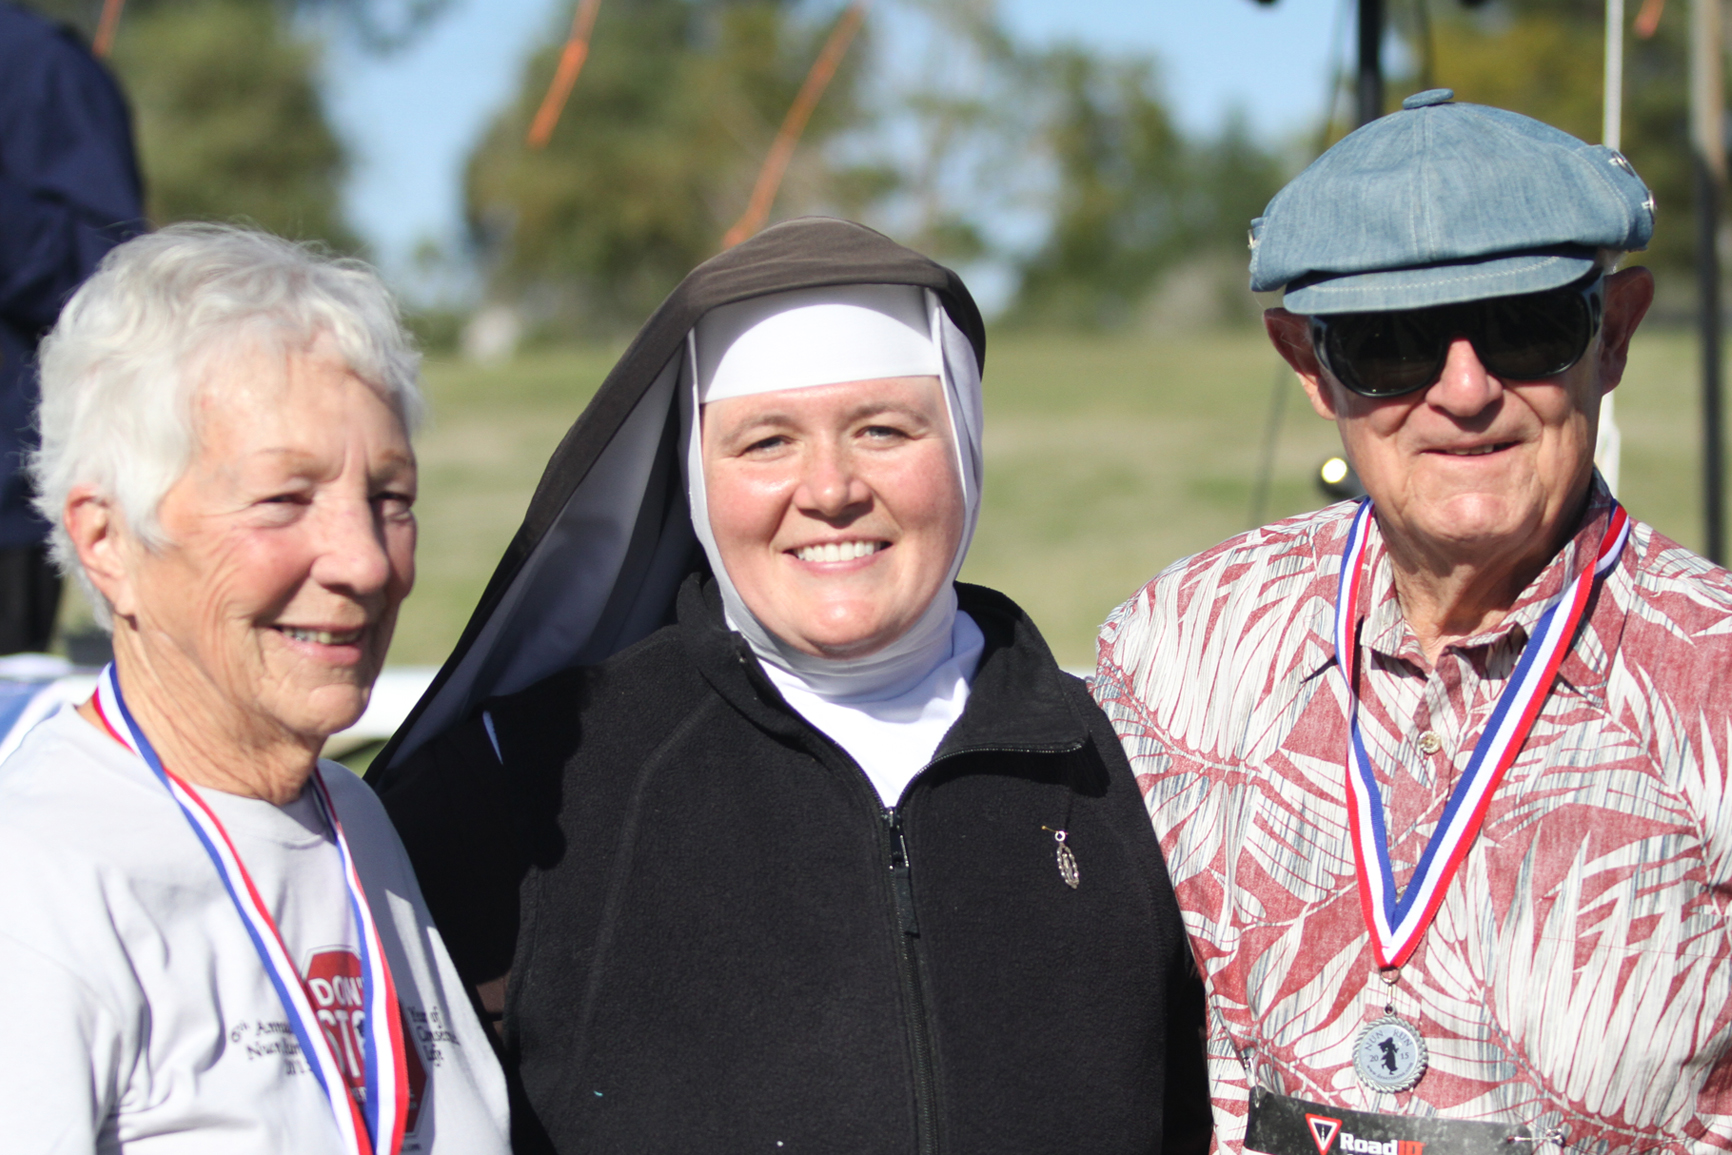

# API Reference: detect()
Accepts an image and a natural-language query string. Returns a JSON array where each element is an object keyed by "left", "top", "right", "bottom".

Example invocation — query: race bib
[{"left": 1246, "top": 1088, "right": 1531, "bottom": 1155}]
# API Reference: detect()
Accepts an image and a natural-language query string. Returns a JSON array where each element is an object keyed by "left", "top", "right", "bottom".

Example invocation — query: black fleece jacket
[{"left": 377, "top": 576, "right": 1209, "bottom": 1155}]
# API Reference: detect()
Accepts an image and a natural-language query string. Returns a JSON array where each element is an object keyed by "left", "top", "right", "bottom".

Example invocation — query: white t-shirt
[{"left": 0, "top": 708, "right": 511, "bottom": 1155}]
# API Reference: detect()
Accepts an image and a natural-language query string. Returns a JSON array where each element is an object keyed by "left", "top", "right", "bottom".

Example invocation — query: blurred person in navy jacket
[{"left": 0, "top": 1, "right": 143, "bottom": 653}]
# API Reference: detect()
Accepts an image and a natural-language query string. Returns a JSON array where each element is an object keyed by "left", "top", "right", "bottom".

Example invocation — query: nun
[{"left": 371, "top": 218, "right": 1208, "bottom": 1155}]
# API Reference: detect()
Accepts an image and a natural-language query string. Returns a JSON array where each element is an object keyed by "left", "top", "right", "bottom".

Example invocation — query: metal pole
[
  {"left": 1598, "top": 0, "right": 1625, "bottom": 495},
  {"left": 1357, "top": 0, "right": 1384, "bottom": 127},
  {"left": 1693, "top": 0, "right": 1726, "bottom": 563},
  {"left": 1696, "top": 157, "right": 1725, "bottom": 564},
  {"left": 1605, "top": 0, "right": 1625, "bottom": 151}
]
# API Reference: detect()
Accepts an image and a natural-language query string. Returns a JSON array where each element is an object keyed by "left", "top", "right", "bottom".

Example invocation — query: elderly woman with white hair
[
  {"left": 0, "top": 225, "right": 510, "bottom": 1154},
  {"left": 372, "top": 218, "right": 1209, "bottom": 1155}
]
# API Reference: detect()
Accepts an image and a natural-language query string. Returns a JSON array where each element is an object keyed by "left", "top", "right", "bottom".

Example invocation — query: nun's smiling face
[{"left": 703, "top": 375, "right": 964, "bottom": 659}]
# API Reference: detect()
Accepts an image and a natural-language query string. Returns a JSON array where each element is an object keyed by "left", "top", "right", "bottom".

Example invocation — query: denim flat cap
[{"left": 1249, "top": 89, "right": 1655, "bottom": 314}]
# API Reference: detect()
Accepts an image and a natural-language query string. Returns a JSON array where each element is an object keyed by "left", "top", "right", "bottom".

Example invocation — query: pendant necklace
[
  {"left": 1333, "top": 500, "right": 1629, "bottom": 1094},
  {"left": 1042, "top": 825, "right": 1080, "bottom": 889}
]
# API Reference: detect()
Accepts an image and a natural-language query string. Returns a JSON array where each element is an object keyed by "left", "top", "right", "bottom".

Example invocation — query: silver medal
[{"left": 1352, "top": 1013, "right": 1427, "bottom": 1093}]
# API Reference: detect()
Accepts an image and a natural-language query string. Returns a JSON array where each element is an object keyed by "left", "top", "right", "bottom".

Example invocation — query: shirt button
[{"left": 1418, "top": 731, "right": 1444, "bottom": 755}]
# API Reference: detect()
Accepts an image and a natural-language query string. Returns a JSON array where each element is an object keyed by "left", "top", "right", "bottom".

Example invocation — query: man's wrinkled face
[
  {"left": 1318, "top": 338, "right": 1603, "bottom": 556},
  {"left": 1268, "top": 268, "right": 1654, "bottom": 569}
]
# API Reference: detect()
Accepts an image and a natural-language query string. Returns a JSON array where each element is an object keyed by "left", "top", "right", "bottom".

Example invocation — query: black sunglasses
[{"left": 1308, "top": 275, "right": 1605, "bottom": 398}]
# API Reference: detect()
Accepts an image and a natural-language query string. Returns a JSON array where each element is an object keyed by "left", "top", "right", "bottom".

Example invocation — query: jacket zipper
[
  {"left": 733, "top": 640, "right": 1085, "bottom": 1150},
  {"left": 883, "top": 806, "right": 938, "bottom": 1155}
]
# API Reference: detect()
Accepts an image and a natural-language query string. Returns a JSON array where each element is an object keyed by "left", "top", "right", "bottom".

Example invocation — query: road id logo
[
  {"left": 1307, "top": 1113, "right": 1342, "bottom": 1155},
  {"left": 1304, "top": 1115, "right": 1424, "bottom": 1155}
]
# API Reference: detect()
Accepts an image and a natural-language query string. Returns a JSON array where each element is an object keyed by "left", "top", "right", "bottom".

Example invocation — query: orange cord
[
  {"left": 1634, "top": 0, "right": 1665, "bottom": 39},
  {"left": 721, "top": 2, "right": 866, "bottom": 250},
  {"left": 93, "top": 0, "right": 125, "bottom": 57},
  {"left": 527, "top": 0, "right": 604, "bottom": 149}
]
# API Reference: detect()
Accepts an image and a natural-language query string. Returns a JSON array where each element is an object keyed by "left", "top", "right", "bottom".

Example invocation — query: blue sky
[{"left": 321, "top": 0, "right": 1346, "bottom": 290}]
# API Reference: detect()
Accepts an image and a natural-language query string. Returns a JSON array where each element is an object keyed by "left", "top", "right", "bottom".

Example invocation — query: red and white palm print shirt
[{"left": 1094, "top": 484, "right": 1732, "bottom": 1155}]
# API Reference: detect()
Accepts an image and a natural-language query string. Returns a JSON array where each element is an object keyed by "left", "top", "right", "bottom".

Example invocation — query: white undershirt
[{"left": 758, "top": 610, "right": 985, "bottom": 806}]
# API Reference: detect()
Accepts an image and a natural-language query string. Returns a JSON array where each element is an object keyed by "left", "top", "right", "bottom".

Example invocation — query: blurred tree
[
  {"left": 1194, "top": 113, "right": 1287, "bottom": 255},
  {"left": 15, "top": 0, "right": 451, "bottom": 250},
  {"left": 1006, "top": 50, "right": 1187, "bottom": 329},
  {"left": 10, "top": 0, "right": 98, "bottom": 33},
  {"left": 465, "top": 0, "right": 877, "bottom": 337},
  {"left": 1003, "top": 49, "right": 1284, "bottom": 329},
  {"left": 19, "top": 0, "right": 445, "bottom": 50},
  {"left": 113, "top": 0, "right": 354, "bottom": 246},
  {"left": 878, "top": 0, "right": 1019, "bottom": 267}
]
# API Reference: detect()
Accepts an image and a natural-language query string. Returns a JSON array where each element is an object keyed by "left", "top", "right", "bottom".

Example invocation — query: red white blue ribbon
[
  {"left": 1334, "top": 500, "right": 1631, "bottom": 968},
  {"left": 91, "top": 665, "right": 409, "bottom": 1155}
]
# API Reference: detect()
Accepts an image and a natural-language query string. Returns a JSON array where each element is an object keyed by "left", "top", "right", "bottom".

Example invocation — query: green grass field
[{"left": 380, "top": 326, "right": 1719, "bottom": 672}]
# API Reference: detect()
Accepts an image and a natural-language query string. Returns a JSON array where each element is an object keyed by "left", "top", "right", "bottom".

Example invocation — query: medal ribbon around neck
[
  {"left": 1334, "top": 499, "right": 1630, "bottom": 968},
  {"left": 91, "top": 665, "right": 409, "bottom": 1155}
]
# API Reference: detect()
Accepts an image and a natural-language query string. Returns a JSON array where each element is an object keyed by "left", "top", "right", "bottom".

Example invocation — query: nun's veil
[{"left": 374, "top": 219, "right": 986, "bottom": 775}]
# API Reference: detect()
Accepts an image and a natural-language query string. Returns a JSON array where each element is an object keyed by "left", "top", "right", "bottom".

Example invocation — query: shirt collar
[{"left": 1332, "top": 475, "right": 1619, "bottom": 677}]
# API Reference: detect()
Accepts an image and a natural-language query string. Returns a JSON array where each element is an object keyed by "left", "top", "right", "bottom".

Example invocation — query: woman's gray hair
[{"left": 31, "top": 223, "right": 425, "bottom": 623}]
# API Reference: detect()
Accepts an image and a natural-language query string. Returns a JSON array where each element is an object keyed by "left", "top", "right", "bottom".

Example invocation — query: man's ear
[
  {"left": 64, "top": 488, "right": 138, "bottom": 621},
  {"left": 1596, "top": 266, "right": 1655, "bottom": 395},
  {"left": 1266, "top": 307, "right": 1339, "bottom": 420}
]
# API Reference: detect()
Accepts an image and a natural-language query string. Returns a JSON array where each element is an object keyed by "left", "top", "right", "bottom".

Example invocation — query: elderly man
[{"left": 1094, "top": 90, "right": 1732, "bottom": 1155}]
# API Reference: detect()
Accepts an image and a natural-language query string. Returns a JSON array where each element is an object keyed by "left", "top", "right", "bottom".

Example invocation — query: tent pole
[
  {"left": 1357, "top": 0, "right": 1384, "bottom": 126},
  {"left": 1692, "top": 0, "right": 1725, "bottom": 563},
  {"left": 1597, "top": 0, "right": 1626, "bottom": 496}
]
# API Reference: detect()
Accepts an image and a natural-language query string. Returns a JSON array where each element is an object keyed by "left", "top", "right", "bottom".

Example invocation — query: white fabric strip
[
  {"left": 760, "top": 609, "right": 984, "bottom": 806},
  {"left": 696, "top": 284, "right": 941, "bottom": 402}
]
